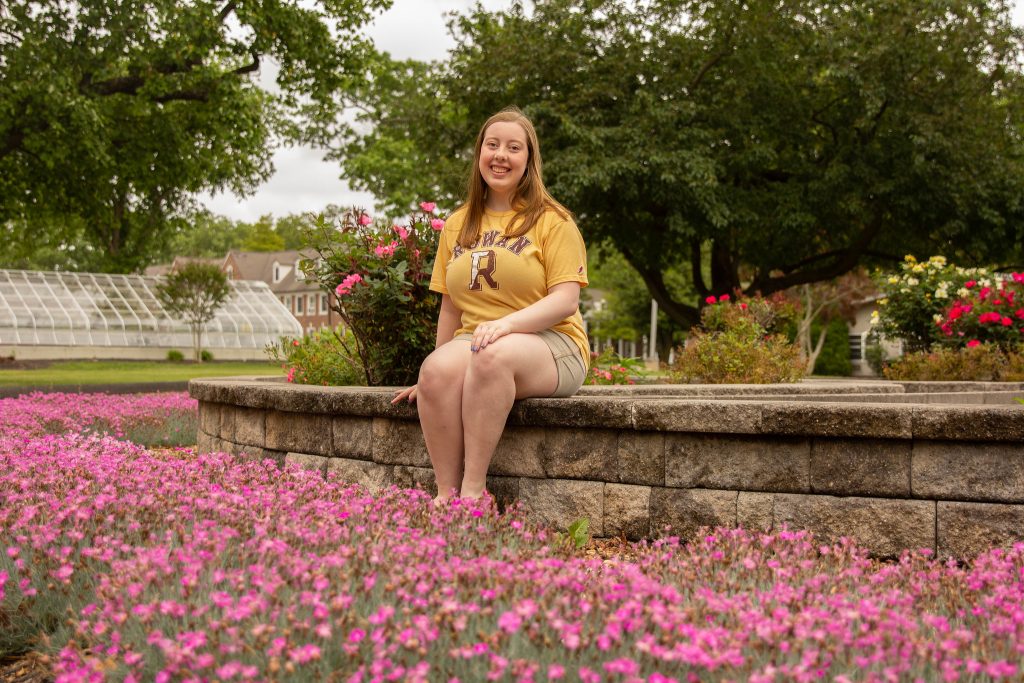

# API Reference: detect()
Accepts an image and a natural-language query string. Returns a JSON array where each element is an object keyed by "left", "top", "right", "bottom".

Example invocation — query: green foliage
[
  {"left": 301, "top": 208, "right": 441, "bottom": 386},
  {"left": 585, "top": 349, "right": 643, "bottom": 386},
  {"left": 266, "top": 326, "right": 366, "bottom": 386},
  {"left": 564, "top": 518, "right": 590, "bottom": 550},
  {"left": 338, "top": 0, "right": 1024, "bottom": 329},
  {"left": 672, "top": 297, "right": 804, "bottom": 384},
  {"left": 809, "top": 318, "right": 853, "bottom": 377},
  {"left": 155, "top": 263, "right": 231, "bottom": 363},
  {"left": 882, "top": 344, "right": 1010, "bottom": 381},
  {"left": 0, "top": 0, "right": 390, "bottom": 272},
  {"left": 200, "top": 350, "right": 213, "bottom": 363},
  {"left": 166, "top": 350, "right": 185, "bottom": 363}
]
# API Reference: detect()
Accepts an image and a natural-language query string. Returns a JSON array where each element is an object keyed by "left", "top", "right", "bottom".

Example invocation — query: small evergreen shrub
[
  {"left": 166, "top": 349, "right": 184, "bottom": 362},
  {"left": 266, "top": 326, "right": 366, "bottom": 386},
  {"left": 672, "top": 296, "right": 804, "bottom": 384},
  {"left": 812, "top": 318, "right": 854, "bottom": 376},
  {"left": 200, "top": 349, "right": 213, "bottom": 362}
]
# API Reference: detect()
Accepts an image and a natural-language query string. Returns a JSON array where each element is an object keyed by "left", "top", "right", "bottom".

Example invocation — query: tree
[
  {"left": 156, "top": 262, "right": 231, "bottom": 363},
  {"left": 789, "top": 271, "right": 874, "bottom": 374},
  {"left": 337, "top": 0, "right": 1024, "bottom": 328},
  {"left": 1, "top": 0, "right": 390, "bottom": 273}
]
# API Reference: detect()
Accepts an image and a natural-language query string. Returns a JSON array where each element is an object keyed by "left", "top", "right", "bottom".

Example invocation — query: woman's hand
[
  {"left": 391, "top": 384, "right": 418, "bottom": 404},
  {"left": 471, "top": 318, "right": 513, "bottom": 352}
]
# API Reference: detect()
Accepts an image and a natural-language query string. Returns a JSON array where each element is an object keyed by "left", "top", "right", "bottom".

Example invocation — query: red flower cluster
[{"left": 936, "top": 273, "right": 1024, "bottom": 349}]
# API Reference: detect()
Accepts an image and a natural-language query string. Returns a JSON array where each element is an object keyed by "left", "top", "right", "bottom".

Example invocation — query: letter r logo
[{"left": 468, "top": 250, "right": 499, "bottom": 291}]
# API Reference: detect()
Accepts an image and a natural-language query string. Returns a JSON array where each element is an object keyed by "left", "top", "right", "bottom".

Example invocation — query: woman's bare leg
[
  {"left": 416, "top": 339, "right": 472, "bottom": 500},
  {"left": 460, "top": 333, "right": 558, "bottom": 498}
]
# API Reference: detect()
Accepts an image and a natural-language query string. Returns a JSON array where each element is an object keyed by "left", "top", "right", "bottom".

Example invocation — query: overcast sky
[{"left": 199, "top": 0, "right": 1024, "bottom": 223}]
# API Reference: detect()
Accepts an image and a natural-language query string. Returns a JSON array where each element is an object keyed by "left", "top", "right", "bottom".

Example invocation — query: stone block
[
  {"left": 649, "top": 488, "right": 738, "bottom": 540},
  {"left": 617, "top": 432, "right": 664, "bottom": 486},
  {"left": 512, "top": 397, "right": 634, "bottom": 429},
  {"left": 266, "top": 411, "right": 332, "bottom": 456},
  {"left": 236, "top": 447, "right": 286, "bottom": 469},
  {"left": 196, "top": 430, "right": 216, "bottom": 455},
  {"left": 392, "top": 466, "right": 437, "bottom": 495},
  {"left": 219, "top": 405, "right": 237, "bottom": 442},
  {"left": 199, "top": 402, "right": 220, "bottom": 436},
  {"left": 541, "top": 429, "right": 617, "bottom": 480},
  {"left": 485, "top": 476, "right": 521, "bottom": 512},
  {"left": 772, "top": 494, "right": 935, "bottom": 558},
  {"left": 519, "top": 479, "right": 604, "bottom": 536},
  {"left": 665, "top": 434, "right": 809, "bottom": 493},
  {"left": 371, "top": 418, "right": 430, "bottom": 467},
  {"left": 234, "top": 407, "right": 266, "bottom": 447},
  {"left": 326, "top": 457, "right": 392, "bottom": 494},
  {"left": 284, "top": 452, "right": 328, "bottom": 477},
  {"left": 604, "top": 484, "right": 651, "bottom": 540},
  {"left": 810, "top": 439, "right": 911, "bottom": 497},
  {"left": 737, "top": 492, "right": 774, "bottom": 531},
  {"left": 331, "top": 417, "right": 373, "bottom": 460},
  {"left": 913, "top": 405, "right": 1024, "bottom": 442},
  {"left": 633, "top": 400, "right": 762, "bottom": 434},
  {"left": 912, "top": 441, "right": 1024, "bottom": 503},
  {"left": 490, "top": 427, "right": 546, "bottom": 478},
  {"left": 761, "top": 403, "right": 913, "bottom": 439},
  {"left": 937, "top": 501, "right": 1024, "bottom": 559}
]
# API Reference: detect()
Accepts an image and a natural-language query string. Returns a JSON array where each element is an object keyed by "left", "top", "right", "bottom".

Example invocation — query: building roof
[{"left": 225, "top": 249, "right": 319, "bottom": 294}]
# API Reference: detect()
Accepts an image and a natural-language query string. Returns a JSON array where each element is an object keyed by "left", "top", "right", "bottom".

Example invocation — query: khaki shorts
[{"left": 454, "top": 329, "right": 587, "bottom": 397}]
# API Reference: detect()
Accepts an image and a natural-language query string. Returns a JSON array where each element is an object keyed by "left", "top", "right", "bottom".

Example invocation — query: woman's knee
[{"left": 418, "top": 350, "right": 466, "bottom": 394}]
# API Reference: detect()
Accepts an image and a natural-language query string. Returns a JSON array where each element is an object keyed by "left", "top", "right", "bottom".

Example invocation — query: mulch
[{"left": 0, "top": 653, "right": 51, "bottom": 683}]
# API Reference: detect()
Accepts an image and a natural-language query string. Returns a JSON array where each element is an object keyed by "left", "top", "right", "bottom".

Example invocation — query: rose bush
[
  {"left": 934, "top": 272, "right": 1024, "bottom": 351},
  {"left": 265, "top": 326, "right": 366, "bottom": 386},
  {"left": 585, "top": 349, "right": 642, "bottom": 385},
  {"left": 299, "top": 205, "right": 443, "bottom": 386},
  {"left": 671, "top": 295, "right": 804, "bottom": 384}
]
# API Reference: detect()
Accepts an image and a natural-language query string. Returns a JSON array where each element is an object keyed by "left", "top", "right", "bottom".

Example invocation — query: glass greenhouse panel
[{"left": 0, "top": 269, "right": 302, "bottom": 349}]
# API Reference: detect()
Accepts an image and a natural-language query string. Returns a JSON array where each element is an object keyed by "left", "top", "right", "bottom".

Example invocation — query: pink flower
[
  {"left": 374, "top": 241, "right": 398, "bottom": 258},
  {"left": 288, "top": 643, "right": 321, "bottom": 663},
  {"left": 393, "top": 225, "right": 410, "bottom": 240},
  {"left": 739, "top": 303, "right": 748, "bottom": 310},
  {"left": 335, "top": 273, "right": 363, "bottom": 297},
  {"left": 966, "top": 339, "right": 981, "bottom": 348},
  {"left": 719, "top": 294, "right": 730, "bottom": 302},
  {"left": 1016, "top": 309, "right": 1024, "bottom": 320},
  {"left": 420, "top": 201, "right": 437, "bottom": 212},
  {"left": 1001, "top": 316, "right": 1013, "bottom": 326},
  {"left": 358, "top": 213, "right": 372, "bottom": 226},
  {"left": 705, "top": 295, "right": 717, "bottom": 305},
  {"left": 348, "top": 628, "right": 365, "bottom": 643},
  {"left": 1013, "top": 272, "right": 1024, "bottom": 283},
  {"left": 547, "top": 664, "right": 565, "bottom": 679},
  {"left": 965, "top": 280, "right": 976, "bottom": 288},
  {"left": 430, "top": 218, "right": 445, "bottom": 231}
]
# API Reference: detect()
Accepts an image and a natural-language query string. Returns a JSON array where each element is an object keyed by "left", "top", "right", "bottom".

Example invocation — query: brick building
[{"left": 222, "top": 249, "right": 339, "bottom": 334}]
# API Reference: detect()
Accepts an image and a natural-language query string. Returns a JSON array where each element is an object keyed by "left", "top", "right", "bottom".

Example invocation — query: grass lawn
[{"left": 0, "top": 360, "right": 283, "bottom": 386}]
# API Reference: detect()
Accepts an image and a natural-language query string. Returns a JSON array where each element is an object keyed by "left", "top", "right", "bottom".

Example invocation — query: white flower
[
  {"left": 933, "top": 313, "right": 944, "bottom": 323},
  {"left": 935, "top": 289, "right": 947, "bottom": 299},
  {"left": 958, "top": 288, "right": 970, "bottom": 298},
  {"left": 980, "top": 278, "right": 992, "bottom": 288},
  {"left": 906, "top": 278, "right": 919, "bottom": 286}
]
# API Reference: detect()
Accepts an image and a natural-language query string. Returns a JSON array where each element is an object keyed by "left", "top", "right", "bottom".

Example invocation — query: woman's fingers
[
  {"left": 472, "top": 320, "right": 511, "bottom": 352},
  {"left": 391, "top": 384, "right": 418, "bottom": 404}
]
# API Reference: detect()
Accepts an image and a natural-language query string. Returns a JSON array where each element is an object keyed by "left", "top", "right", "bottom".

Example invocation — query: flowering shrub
[
  {"left": 934, "top": 272, "right": 1024, "bottom": 350},
  {"left": 872, "top": 255, "right": 984, "bottom": 351},
  {"left": 883, "top": 344, "right": 1024, "bottom": 382},
  {"left": 0, "top": 391, "right": 196, "bottom": 446},
  {"left": 672, "top": 295, "right": 804, "bottom": 383},
  {"left": 266, "top": 325, "right": 366, "bottom": 386},
  {"left": 300, "top": 204, "right": 443, "bottom": 386},
  {"left": 585, "top": 349, "right": 642, "bottom": 385}
]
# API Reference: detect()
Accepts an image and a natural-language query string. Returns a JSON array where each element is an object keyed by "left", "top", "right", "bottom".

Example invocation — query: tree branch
[
  {"left": 621, "top": 245, "right": 700, "bottom": 328},
  {"left": 218, "top": 1, "right": 238, "bottom": 23}
]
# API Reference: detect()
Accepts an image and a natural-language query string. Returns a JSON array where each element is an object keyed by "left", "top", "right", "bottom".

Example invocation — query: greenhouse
[{"left": 0, "top": 269, "right": 302, "bottom": 360}]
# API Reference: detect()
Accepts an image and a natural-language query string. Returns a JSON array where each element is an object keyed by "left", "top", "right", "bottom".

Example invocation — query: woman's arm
[
  {"left": 470, "top": 282, "right": 580, "bottom": 351},
  {"left": 435, "top": 294, "right": 462, "bottom": 348}
]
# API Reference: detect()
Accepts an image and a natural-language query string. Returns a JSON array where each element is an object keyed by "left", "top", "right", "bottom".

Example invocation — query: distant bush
[
  {"left": 266, "top": 325, "right": 366, "bottom": 386},
  {"left": 883, "top": 344, "right": 1008, "bottom": 381},
  {"left": 811, "top": 318, "right": 854, "bottom": 377},
  {"left": 200, "top": 349, "right": 213, "bottom": 362},
  {"left": 166, "top": 349, "right": 184, "bottom": 362},
  {"left": 672, "top": 295, "right": 804, "bottom": 384},
  {"left": 585, "top": 348, "right": 642, "bottom": 385}
]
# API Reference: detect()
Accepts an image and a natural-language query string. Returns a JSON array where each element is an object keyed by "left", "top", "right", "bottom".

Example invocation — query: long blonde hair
[{"left": 456, "top": 106, "right": 571, "bottom": 248}]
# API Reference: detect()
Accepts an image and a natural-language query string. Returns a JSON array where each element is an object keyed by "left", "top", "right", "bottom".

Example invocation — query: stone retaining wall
[{"left": 191, "top": 378, "right": 1024, "bottom": 558}]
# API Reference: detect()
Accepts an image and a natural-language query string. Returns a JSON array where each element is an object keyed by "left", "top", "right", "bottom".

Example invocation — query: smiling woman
[{"left": 391, "top": 106, "right": 590, "bottom": 503}]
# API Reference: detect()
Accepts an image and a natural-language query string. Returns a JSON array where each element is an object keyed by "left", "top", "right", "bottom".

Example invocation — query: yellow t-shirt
[{"left": 429, "top": 206, "right": 590, "bottom": 368}]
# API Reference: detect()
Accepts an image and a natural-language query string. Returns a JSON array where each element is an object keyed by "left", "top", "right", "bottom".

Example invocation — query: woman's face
[{"left": 478, "top": 121, "right": 529, "bottom": 200}]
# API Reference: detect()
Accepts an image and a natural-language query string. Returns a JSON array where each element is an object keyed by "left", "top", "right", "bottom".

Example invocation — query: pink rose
[
  {"left": 1013, "top": 273, "right": 1024, "bottom": 283},
  {"left": 419, "top": 201, "right": 437, "bottom": 212},
  {"left": 430, "top": 218, "right": 445, "bottom": 231},
  {"left": 358, "top": 213, "right": 372, "bottom": 226},
  {"left": 393, "top": 225, "right": 409, "bottom": 240},
  {"left": 966, "top": 339, "right": 980, "bottom": 348},
  {"left": 1002, "top": 317, "right": 1013, "bottom": 326},
  {"left": 965, "top": 280, "right": 976, "bottom": 288},
  {"left": 705, "top": 295, "right": 717, "bottom": 305},
  {"left": 739, "top": 303, "right": 748, "bottom": 310},
  {"left": 720, "top": 294, "right": 730, "bottom": 302}
]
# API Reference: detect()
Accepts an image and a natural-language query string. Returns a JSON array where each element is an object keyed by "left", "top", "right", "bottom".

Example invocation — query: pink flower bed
[
  {"left": 0, "top": 427, "right": 1022, "bottom": 681},
  {"left": 0, "top": 391, "right": 197, "bottom": 446}
]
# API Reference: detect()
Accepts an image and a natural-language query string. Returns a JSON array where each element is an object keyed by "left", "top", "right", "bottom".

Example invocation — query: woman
[{"left": 392, "top": 106, "right": 590, "bottom": 503}]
